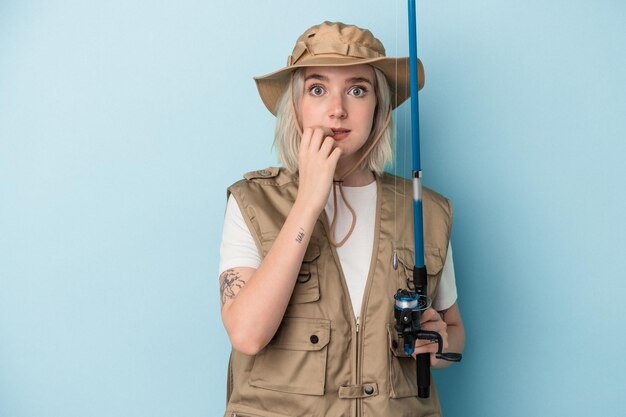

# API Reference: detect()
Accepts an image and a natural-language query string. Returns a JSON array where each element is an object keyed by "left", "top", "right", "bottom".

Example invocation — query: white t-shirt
[{"left": 219, "top": 182, "right": 457, "bottom": 315}]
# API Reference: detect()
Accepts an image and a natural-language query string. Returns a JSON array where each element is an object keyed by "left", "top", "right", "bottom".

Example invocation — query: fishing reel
[{"left": 394, "top": 288, "right": 462, "bottom": 398}]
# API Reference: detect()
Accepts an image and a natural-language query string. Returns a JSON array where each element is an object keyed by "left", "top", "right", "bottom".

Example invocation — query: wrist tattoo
[
  {"left": 219, "top": 269, "right": 245, "bottom": 306},
  {"left": 295, "top": 227, "right": 305, "bottom": 244}
]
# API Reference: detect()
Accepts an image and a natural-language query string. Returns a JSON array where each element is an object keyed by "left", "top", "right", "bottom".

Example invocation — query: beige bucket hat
[{"left": 254, "top": 21, "right": 424, "bottom": 115}]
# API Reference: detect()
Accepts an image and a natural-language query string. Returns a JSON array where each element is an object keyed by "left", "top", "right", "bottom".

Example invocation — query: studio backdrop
[{"left": 1, "top": 1, "right": 625, "bottom": 416}]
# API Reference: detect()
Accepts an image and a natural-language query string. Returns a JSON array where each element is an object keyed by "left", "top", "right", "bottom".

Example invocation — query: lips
[{"left": 331, "top": 128, "right": 351, "bottom": 139}]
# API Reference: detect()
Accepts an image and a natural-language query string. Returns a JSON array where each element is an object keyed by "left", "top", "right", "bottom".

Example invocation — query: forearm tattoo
[
  {"left": 219, "top": 269, "right": 245, "bottom": 306},
  {"left": 296, "top": 227, "right": 305, "bottom": 244}
]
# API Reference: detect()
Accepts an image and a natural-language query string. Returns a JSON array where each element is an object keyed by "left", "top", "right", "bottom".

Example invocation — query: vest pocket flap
[
  {"left": 424, "top": 246, "right": 443, "bottom": 276},
  {"left": 269, "top": 317, "right": 330, "bottom": 351},
  {"left": 394, "top": 247, "right": 414, "bottom": 270},
  {"left": 302, "top": 243, "right": 321, "bottom": 262},
  {"left": 395, "top": 245, "right": 443, "bottom": 276}
]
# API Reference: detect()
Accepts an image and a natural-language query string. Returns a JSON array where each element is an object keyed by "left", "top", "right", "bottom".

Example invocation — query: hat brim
[{"left": 254, "top": 56, "right": 424, "bottom": 116}]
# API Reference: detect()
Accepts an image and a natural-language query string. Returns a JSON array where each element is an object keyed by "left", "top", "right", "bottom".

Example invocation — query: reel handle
[{"left": 417, "top": 330, "right": 463, "bottom": 362}]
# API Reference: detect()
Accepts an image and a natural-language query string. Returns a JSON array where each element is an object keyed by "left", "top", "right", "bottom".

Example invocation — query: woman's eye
[
  {"left": 349, "top": 86, "right": 367, "bottom": 97},
  {"left": 309, "top": 85, "right": 325, "bottom": 96}
]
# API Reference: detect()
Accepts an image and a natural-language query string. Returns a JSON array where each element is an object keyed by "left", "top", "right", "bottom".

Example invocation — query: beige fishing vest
[{"left": 224, "top": 167, "right": 452, "bottom": 417}]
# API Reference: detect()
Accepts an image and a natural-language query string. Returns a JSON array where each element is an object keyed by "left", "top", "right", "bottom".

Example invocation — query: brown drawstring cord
[
  {"left": 289, "top": 73, "right": 392, "bottom": 247},
  {"left": 329, "top": 179, "right": 357, "bottom": 247},
  {"left": 328, "top": 110, "right": 391, "bottom": 247}
]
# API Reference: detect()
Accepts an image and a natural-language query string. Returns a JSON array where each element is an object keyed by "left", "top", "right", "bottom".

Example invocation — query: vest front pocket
[
  {"left": 386, "top": 323, "right": 419, "bottom": 398},
  {"left": 289, "top": 244, "right": 321, "bottom": 304},
  {"left": 249, "top": 316, "right": 330, "bottom": 396},
  {"left": 385, "top": 325, "right": 441, "bottom": 415}
]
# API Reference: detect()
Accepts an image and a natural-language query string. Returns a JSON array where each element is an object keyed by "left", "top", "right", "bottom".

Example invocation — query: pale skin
[{"left": 220, "top": 65, "right": 464, "bottom": 366}]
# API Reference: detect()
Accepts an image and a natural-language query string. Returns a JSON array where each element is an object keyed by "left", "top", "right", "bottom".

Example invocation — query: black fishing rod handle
[
  {"left": 417, "top": 353, "right": 430, "bottom": 398},
  {"left": 413, "top": 265, "right": 430, "bottom": 398}
]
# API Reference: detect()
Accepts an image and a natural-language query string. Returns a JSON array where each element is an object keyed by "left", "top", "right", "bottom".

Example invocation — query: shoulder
[
  {"left": 227, "top": 167, "right": 299, "bottom": 210},
  {"left": 423, "top": 187, "right": 451, "bottom": 211},
  {"left": 243, "top": 167, "right": 281, "bottom": 181},
  {"left": 228, "top": 167, "right": 297, "bottom": 190},
  {"left": 379, "top": 172, "right": 410, "bottom": 199}
]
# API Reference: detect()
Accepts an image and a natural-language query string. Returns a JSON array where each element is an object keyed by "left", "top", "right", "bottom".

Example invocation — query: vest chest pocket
[
  {"left": 290, "top": 244, "right": 321, "bottom": 304},
  {"left": 249, "top": 317, "right": 330, "bottom": 396},
  {"left": 394, "top": 245, "right": 443, "bottom": 299}
]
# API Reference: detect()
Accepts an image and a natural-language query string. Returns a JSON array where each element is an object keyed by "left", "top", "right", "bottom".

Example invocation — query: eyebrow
[{"left": 304, "top": 74, "right": 373, "bottom": 85}]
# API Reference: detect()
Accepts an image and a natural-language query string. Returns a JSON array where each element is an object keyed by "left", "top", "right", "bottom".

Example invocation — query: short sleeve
[
  {"left": 218, "top": 194, "right": 262, "bottom": 276},
  {"left": 432, "top": 241, "right": 458, "bottom": 311}
]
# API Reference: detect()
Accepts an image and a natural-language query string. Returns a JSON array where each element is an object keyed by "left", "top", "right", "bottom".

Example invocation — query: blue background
[{"left": 1, "top": 1, "right": 625, "bottom": 416}]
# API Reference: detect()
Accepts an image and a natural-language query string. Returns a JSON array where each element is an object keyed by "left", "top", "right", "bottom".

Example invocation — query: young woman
[{"left": 219, "top": 21, "right": 464, "bottom": 417}]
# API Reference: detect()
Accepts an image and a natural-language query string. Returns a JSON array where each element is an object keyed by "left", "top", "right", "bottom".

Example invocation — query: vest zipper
[
  {"left": 356, "top": 316, "right": 361, "bottom": 417},
  {"left": 320, "top": 195, "right": 377, "bottom": 417},
  {"left": 355, "top": 177, "right": 382, "bottom": 417}
]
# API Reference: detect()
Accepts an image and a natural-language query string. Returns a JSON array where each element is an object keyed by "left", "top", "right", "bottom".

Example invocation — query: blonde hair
[{"left": 273, "top": 66, "right": 395, "bottom": 175}]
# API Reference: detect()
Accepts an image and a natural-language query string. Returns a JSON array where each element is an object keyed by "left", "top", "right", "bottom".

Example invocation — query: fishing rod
[
  {"left": 408, "top": 0, "right": 432, "bottom": 399},
  {"left": 393, "top": 0, "right": 462, "bottom": 400}
]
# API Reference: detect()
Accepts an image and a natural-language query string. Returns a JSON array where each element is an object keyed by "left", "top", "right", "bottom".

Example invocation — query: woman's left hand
[{"left": 411, "top": 308, "right": 448, "bottom": 368}]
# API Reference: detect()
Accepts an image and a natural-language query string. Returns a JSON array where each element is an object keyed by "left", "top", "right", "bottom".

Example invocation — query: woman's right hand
[
  {"left": 296, "top": 127, "right": 343, "bottom": 213},
  {"left": 221, "top": 127, "right": 341, "bottom": 355}
]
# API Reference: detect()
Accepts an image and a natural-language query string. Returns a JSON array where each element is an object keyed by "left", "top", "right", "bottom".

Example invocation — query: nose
[{"left": 329, "top": 94, "right": 347, "bottom": 119}]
